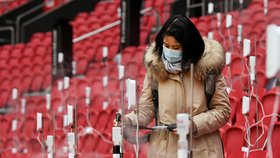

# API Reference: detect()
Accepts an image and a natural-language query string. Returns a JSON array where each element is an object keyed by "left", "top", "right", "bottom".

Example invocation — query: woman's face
[{"left": 163, "top": 35, "right": 183, "bottom": 52}]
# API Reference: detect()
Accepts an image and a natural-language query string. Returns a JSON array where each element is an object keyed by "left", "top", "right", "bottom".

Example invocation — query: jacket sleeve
[
  {"left": 193, "top": 74, "right": 231, "bottom": 137},
  {"left": 126, "top": 74, "right": 155, "bottom": 127}
]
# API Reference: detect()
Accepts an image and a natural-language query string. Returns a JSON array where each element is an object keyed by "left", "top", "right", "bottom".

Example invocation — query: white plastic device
[
  {"left": 103, "top": 76, "right": 108, "bottom": 87},
  {"left": 12, "top": 119, "right": 17, "bottom": 132},
  {"left": 85, "top": 86, "right": 91, "bottom": 106},
  {"left": 58, "top": 80, "right": 63, "bottom": 91},
  {"left": 21, "top": 98, "right": 26, "bottom": 114},
  {"left": 118, "top": 65, "right": 125, "bottom": 80},
  {"left": 126, "top": 79, "right": 137, "bottom": 110},
  {"left": 64, "top": 76, "right": 70, "bottom": 90},
  {"left": 67, "top": 105, "right": 73, "bottom": 126},
  {"left": 46, "top": 135, "right": 54, "bottom": 158},
  {"left": 208, "top": 31, "right": 213, "bottom": 40},
  {"left": 72, "top": 61, "right": 76, "bottom": 75},
  {"left": 177, "top": 113, "right": 189, "bottom": 158},
  {"left": 225, "top": 52, "right": 231, "bottom": 65},
  {"left": 103, "top": 46, "right": 109, "bottom": 59},
  {"left": 249, "top": 56, "right": 256, "bottom": 82},
  {"left": 67, "top": 132, "right": 76, "bottom": 158},
  {"left": 208, "top": 2, "right": 214, "bottom": 14},
  {"left": 237, "top": 25, "right": 242, "bottom": 43},
  {"left": 37, "top": 112, "right": 42, "bottom": 131},
  {"left": 63, "top": 115, "right": 68, "bottom": 127},
  {"left": 266, "top": 24, "right": 280, "bottom": 78},
  {"left": 243, "top": 39, "right": 251, "bottom": 57},
  {"left": 226, "top": 14, "right": 232, "bottom": 28},
  {"left": 103, "top": 101, "right": 109, "bottom": 110},
  {"left": 58, "top": 52, "right": 64, "bottom": 63},
  {"left": 46, "top": 93, "right": 51, "bottom": 111},
  {"left": 217, "top": 13, "right": 221, "bottom": 28},
  {"left": 12, "top": 88, "right": 18, "bottom": 100},
  {"left": 242, "top": 96, "right": 250, "bottom": 115}
]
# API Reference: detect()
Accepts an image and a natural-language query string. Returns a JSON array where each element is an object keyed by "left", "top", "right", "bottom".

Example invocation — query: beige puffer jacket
[{"left": 126, "top": 37, "right": 231, "bottom": 158}]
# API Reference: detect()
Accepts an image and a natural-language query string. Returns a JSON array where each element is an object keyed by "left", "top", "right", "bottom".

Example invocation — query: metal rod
[{"left": 189, "top": 63, "right": 194, "bottom": 158}]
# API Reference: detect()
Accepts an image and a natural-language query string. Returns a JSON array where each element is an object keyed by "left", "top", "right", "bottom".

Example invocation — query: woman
[{"left": 124, "top": 15, "right": 231, "bottom": 158}]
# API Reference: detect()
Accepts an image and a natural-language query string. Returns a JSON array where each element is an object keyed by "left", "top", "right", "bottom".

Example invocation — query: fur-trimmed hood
[{"left": 144, "top": 37, "right": 225, "bottom": 81}]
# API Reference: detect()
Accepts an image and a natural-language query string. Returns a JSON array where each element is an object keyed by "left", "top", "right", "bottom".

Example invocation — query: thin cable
[
  {"left": 267, "top": 86, "right": 280, "bottom": 158},
  {"left": 37, "top": 132, "right": 45, "bottom": 158}
]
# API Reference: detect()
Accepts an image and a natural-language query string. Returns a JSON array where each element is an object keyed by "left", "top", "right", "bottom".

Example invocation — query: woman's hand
[
  {"left": 171, "top": 121, "right": 197, "bottom": 135},
  {"left": 113, "top": 113, "right": 132, "bottom": 126}
]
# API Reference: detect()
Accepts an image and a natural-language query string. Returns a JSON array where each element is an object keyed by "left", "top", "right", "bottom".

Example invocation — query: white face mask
[
  {"left": 162, "top": 45, "right": 183, "bottom": 73},
  {"left": 162, "top": 45, "right": 182, "bottom": 62}
]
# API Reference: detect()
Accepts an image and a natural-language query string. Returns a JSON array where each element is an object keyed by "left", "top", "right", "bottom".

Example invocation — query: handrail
[
  {"left": 0, "top": 26, "right": 15, "bottom": 44},
  {"left": 16, "top": 2, "right": 45, "bottom": 43},
  {"left": 73, "top": 20, "right": 121, "bottom": 43},
  {"left": 73, "top": 6, "right": 161, "bottom": 44}
]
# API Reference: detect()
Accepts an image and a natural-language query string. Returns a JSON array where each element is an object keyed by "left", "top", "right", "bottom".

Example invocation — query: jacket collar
[{"left": 144, "top": 37, "right": 225, "bottom": 82}]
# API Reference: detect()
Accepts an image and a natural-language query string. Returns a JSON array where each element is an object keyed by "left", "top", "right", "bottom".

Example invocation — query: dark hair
[{"left": 154, "top": 15, "right": 205, "bottom": 70}]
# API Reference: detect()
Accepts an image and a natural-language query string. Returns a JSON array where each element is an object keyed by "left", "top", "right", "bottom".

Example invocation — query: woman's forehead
[{"left": 163, "top": 36, "right": 181, "bottom": 46}]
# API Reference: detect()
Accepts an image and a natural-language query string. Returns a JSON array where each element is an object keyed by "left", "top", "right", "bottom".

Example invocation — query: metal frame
[{"left": 0, "top": 26, "right": 15, "bottom": 44}]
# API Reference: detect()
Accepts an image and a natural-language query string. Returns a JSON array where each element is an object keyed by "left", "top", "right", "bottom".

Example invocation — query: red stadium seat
[
  {"left": 258, "top": 88, "right": 280, "bottom": 127},
  {"left": 271, "top": 122, "right": 280, "bottom": 150},
  {"left": 223, "top": 125, "right": 246, "bottom": 155},
  {"left": 249, "top": 124, "right": 268, "bottom": 150}
]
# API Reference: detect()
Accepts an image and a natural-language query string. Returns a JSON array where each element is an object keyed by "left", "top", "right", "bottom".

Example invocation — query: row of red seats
[
  {"left": 0, "top": 0, "right": 28, "bottom": 15},
  {"left": 221, "top": 122, "right": 280, "bottom": 158}
]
